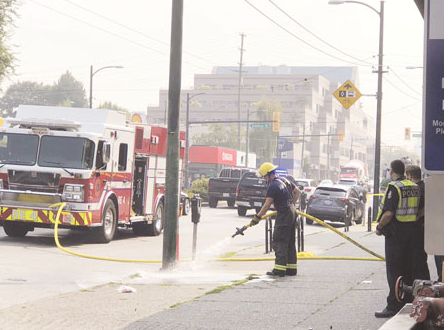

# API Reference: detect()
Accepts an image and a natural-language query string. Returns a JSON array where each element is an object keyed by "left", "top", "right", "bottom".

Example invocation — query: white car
[{"left": 295, "top": 178, "right": 318, "bottom": 201}]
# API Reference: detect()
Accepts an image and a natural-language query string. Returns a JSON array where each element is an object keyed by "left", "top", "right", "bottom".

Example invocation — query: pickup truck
[{"left": 208, "top": 168, "right": 250, "bottom": 208}]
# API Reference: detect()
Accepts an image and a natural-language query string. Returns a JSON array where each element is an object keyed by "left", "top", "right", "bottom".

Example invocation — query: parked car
[
  {"left": 306, "top": 185, "right": 365, "bottom": 226},
  {"left": 235, "top": 171, "right": 267, "bottom": 216},
  {"left": 295, "top": 178, "right": 318, "bottom": 201},
  {"left": 208, "top": 168, "right": 250, "bottom": 208}
]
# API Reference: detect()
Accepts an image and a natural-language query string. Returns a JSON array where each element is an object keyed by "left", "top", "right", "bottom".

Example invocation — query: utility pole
[
  {"left": 326, "top": 130, "right": 331, "bottom": 177},
  {"left": 245, "top": 103, "right": 250, "bottom": 167},
  {"left": 185, "top": 93, "right": 191, "bottom": 189},
  {"left": 162, "top": 0, "right": 183, "bottom": 270},
  {"left": 300, "top": 123, "right": 306, "bottom": 177},
  {"left": 237, "top": 33, "right": 245, "bottom": 150}
]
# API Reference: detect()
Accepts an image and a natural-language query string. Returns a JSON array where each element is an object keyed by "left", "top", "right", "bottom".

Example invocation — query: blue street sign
[{"left": 423, "top": 0, "right": 444, "bottom": 173}]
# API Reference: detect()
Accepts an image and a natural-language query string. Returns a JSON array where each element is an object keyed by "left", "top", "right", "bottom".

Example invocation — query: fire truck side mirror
[{"left": 102, "top": 143, "right": 111, "bottom": 164}]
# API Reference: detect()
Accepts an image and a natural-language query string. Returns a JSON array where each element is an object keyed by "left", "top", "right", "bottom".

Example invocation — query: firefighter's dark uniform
[
  {"left": 412, "top": 180, "right": 430, "bottom": 281},
  {"left": 267, "top": 177, "right": 297, "bottom": 276},
  {"left": 377, "top": 177, "right": 420, "bottom": 313}
]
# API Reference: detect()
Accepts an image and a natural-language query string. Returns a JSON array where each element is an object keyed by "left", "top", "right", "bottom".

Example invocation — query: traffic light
[
  {"left": 405, "top": 127, "right": 411, "bottom": 140},
  {"left": 337, "top": 130, "right": 345, "bottom": 142},
  {"left": 272, "top": 111, "right": 281, "bottom": 132}
]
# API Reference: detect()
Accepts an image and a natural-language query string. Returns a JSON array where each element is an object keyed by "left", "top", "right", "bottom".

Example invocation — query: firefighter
[
  {"left": 250, "top": 162, "right": 300, "bottom": 277},
  {"left": 374, "top": 159, "right": 421, "bottom": 318}
]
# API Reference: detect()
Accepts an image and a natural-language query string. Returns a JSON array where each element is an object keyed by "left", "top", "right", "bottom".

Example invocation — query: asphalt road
[{"left": 0, "top": 202, "right": 325, "bottom": 309}]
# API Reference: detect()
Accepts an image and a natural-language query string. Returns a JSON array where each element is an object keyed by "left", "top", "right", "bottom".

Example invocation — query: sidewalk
[
  {"left": 1, "top": 225, "right": 425, "bottom": 330},
  {"left": 126, "top": 227, "right": 391, "bottom": 330}
]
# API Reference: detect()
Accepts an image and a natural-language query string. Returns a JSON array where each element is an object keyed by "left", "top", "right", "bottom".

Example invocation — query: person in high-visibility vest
[
  {"left": 374, "top": 159, "right": 421, "bottom": 318},
  {"left": 405, "top": 165, "right": 430, "bottom": 281},
  {"left": 250, "top": 162, "right": 300, "bottom": 277}
]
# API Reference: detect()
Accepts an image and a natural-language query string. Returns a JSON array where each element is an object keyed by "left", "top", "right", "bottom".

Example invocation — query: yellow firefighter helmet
[{"left": 257, "top": 162, "right": 278, "bottom": 177}]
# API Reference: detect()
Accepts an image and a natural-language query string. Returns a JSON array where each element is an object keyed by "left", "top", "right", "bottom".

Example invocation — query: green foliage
[
  {"left": 52, "top": 71, "right": 88, "bottom": 107},
  {"left": 249, "top": 100, "right": 282, "bottom": 164},
  {"left": 186, "top": 177, "right": 209, "bottom": 201},
  {"left": 192, "top": 124, "right": 239, "bottom": 150},
  {"left": 0, "top": 71, "right": 88, "bottom": 116},
  {"left": 0, "top": 1, "right": 16, "bottom": 81},
  {"left": 98, "top": 101, "right": 129, "bottom": 113},
  {"left": 0, "top": 81, "right": 52, "bottom": 116}
]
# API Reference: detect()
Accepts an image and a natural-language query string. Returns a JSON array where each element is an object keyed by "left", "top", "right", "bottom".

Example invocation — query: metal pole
[
  {"left": 162, "top": 0, "right": 183, "bottom": 270},
  {"left": 89, "top": 65, "right": 93, "bottom": 108},
  {"left": 237, "top": 33, "right": 245, "bottom": 149},
  {"left": 327, "top": 130, "right": 330, "bottom": 177},
  {"left": 192, "top": 222, "right": 198, "bottom": 260},
  {"left": 245, "top": 103, "right": 249, "bottom": 167},
  {"left": 301, "top": 123, "right": 305, "bottom": 176},
  {"left": 372, "top": 1, "right": 384, "bottom": 221},
  {"left": 184, "top": 93, "right": 190, "bottom": 188}
]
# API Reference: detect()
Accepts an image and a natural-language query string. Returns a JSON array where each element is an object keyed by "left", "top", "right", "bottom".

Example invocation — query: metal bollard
[
  {"left": 367, "top": 206, "right": 372, "bottom": 232},
  {"left": 265, "top": 216, "right": 273, "bottom": 254},
  {"left": 191, "top": 194, "right": 201, "bottom": 260}
]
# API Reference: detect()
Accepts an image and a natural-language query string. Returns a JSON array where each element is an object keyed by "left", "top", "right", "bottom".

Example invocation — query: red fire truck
[{"left": 0, "top": 105, "right": 185, "bottom": 243}]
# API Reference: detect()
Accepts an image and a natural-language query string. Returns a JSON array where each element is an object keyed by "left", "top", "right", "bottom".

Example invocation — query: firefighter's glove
[
  {"left": 250, "top": 214, "right": 262, "bottom": 226},
  {"left": 375, "top": 227, "right": 383, "bottom": 236}
]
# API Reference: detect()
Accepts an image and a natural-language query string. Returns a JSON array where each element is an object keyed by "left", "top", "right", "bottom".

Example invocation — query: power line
[
  {"left": 30, "top": 0, "right": 209, "bottom": 72},
  {"left": 383, "top": 77, "right": 421, "bottom": 101},
  {"left": 389, "top": 68, "right": 422, "bottom": 95},
  {"left": 60, "top": 0, "right": 216, "bottom": 65},
  {"left": 243, "top": 0, "right": 371, "bottom": 67},
  {"left": 268, "top": 0, "right": 372, "bottom": 66}
]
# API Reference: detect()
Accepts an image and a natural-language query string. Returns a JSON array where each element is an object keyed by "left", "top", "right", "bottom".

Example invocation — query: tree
[
  {"left": 248, "top": 100, "right": 282, "bottom": 164},
  {"left": 192, "top": 124, "right": 240, "bottom": 150},
  {"left": 0, "top": 71, "right": 88, "bottom": 116},
  {"left": 0, "top": 1, "right": 16, "bottom": 82},
  {"left": 0, "top": 81, "right": 53, "bottom": 116},
  {"left": 98, "top": 101, "right": 129, "bottom": 113},
  {"left": 52, "top": 71, "right": 87, "bottom": 107}
]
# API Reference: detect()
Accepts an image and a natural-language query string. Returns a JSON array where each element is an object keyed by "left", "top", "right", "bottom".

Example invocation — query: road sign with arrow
[{"left": 333, "top": 80, "right": 362, "bottom": 109}]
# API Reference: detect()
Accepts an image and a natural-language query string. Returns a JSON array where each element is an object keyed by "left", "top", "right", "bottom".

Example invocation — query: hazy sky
[{"left": 5, "top": 0, "right": 426, "bottom": 145}]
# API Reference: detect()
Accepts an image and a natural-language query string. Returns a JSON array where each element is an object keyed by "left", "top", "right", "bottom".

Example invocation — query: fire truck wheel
[
  {"left": 93, "top": 200, "right": 117, "bottom": 243},
  {"left": 3, "top": 222, "right": 30, "bottom": 237},
  {"left": 132, "top": 202, "right": 164, "bottom": 236}
]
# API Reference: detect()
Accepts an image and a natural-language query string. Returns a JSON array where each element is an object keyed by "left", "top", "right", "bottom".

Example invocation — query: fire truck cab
[{"left": 0, "top": 105, "right": 185, "bottom": 243}]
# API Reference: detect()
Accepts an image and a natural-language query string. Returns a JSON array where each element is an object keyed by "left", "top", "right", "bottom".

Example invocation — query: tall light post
[
  {"left": 89, "top": 65, "right": 123, "bottom": 108},
  {"left": 329, "top": 0, "right": 384, "bottom": 219},
  {"left": 185, "top": 92, "right": 205, "bottom": 188}
]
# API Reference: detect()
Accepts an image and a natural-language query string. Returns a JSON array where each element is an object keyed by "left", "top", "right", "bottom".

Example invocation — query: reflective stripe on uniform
[
  {"left": 286, "top": 263, "right": 297, "bottom": 269},
  {"left": 274, "top": 264, "right": 287, "bottom": 271}
]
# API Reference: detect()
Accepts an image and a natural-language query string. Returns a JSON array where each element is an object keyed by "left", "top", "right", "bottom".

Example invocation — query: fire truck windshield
[
  {"left": 0, "top": 133, "right": 39, "bottom": 165},
  {"left": 38, "top": 136, "right": 95, "bottom": 170}
]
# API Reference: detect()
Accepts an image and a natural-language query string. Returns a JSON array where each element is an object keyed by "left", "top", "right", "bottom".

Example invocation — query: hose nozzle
[{"left": 231, "top": 225, "right": 248, "bottom": 238}]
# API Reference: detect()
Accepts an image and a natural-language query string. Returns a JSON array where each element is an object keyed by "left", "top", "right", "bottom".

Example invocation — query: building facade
[{"left": 147, "top": 66, "right": 375, "bottom": 181}]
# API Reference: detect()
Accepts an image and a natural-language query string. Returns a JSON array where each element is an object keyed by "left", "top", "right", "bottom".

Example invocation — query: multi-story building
[{"left": 147, "top": 66, "right": 374, "bottom": 181}]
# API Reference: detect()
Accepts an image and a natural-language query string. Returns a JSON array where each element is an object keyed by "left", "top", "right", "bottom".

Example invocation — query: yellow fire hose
[{"left": 50, "top": 203, "right": 384, "bottom": 263}]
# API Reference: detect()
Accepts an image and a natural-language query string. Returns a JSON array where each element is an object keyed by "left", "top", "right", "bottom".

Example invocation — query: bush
[{"left": 187, "top": 178, "right": 209, "bottom": 201}]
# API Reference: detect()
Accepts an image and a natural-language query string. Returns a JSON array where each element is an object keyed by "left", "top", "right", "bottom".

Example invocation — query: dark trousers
[
  {"left": 272, "top": 208, "right": 296, "bottom": 274},
  {"left": 384, "top": 224, "right": 417, "bottom": 311},
  {"left": 434, "top": 255, "right": 444, "bottom": 282},
  {"left": 412, "top": 226, "right": 430, "bottom": 280}
]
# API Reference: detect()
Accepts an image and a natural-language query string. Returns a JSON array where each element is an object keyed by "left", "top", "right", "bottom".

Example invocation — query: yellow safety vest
[{"left": 377, "top": 179, "right": 420, "bottom": 222}]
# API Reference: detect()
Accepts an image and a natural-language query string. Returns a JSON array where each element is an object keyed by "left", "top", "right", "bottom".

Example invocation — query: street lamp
[
  {"left": 329, "top": 0, "right": 384, "bottom": 220},
  {"left": 89, "top": 65, "right": 124, "bottom": 108},
  {"left": 185, "top": 92, "right": 205, "bottom": 188}
]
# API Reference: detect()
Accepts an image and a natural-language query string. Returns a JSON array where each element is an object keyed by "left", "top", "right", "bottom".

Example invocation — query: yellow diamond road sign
[{"left": 333, "top": 80, "right": 362, "bottom": 109}]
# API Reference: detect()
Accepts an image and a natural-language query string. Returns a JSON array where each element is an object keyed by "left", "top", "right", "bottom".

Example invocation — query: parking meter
[{"left": 191, "top": 194, "right": 201, "bottom": 224}]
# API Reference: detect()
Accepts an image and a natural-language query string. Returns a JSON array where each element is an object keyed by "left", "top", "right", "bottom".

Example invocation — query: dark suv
[
  {"left": 306, "top": 185, "right": 365, "bottom": 226},
  {"left": 235, "top": 171, "right": 267, "bottom": 216}
]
